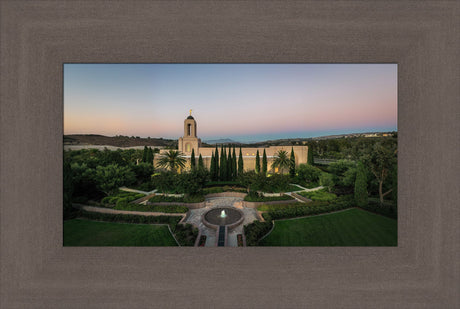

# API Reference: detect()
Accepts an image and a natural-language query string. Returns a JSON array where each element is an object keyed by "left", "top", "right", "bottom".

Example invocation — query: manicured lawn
[
  {"left": 259, "top": 208, "right": 397, "bottom": 246},
  {"left": 64, "top": 219, "right": 178, "bottom": 246}
]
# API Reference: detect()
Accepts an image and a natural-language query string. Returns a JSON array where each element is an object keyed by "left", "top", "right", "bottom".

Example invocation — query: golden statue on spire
[{"left": 190, "top": 109, "right": 192, "bottom": 116}]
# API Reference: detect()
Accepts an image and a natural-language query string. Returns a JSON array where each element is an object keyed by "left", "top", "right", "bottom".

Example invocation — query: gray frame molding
[{"left": 1, "top": 1, "right": 459, "bottom": 308}]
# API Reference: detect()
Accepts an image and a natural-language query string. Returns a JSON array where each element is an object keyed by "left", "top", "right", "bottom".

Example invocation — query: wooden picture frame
[{"left": 1, "top": 1, "right": 458, "bottom": 307}]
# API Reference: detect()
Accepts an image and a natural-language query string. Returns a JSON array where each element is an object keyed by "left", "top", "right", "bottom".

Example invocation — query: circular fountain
[{"left": 202, "top": 207, "right": 244, "bottom": 230}]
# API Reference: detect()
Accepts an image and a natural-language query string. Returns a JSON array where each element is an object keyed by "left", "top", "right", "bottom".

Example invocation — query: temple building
[{"left": 158, "top": 112, "right": 309, "bottom": 173}]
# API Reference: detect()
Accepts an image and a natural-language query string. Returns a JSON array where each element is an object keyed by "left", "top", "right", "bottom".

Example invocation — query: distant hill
[
  {"left": 204, "top": 138, "right": 243, "bottom": 145},
  {"left": 64, "top": 134, "right": 177, "bottom": 148}
]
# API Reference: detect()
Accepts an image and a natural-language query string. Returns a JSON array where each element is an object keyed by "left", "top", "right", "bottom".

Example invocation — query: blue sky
[{"left": 64, "top": 64, "right": 397, "bottom": 142}]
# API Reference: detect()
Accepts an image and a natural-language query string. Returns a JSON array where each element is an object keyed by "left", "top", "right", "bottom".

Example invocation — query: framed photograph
[
  {"left": 63, "top": 63, "right": 398, "bottom": 248},
  {"left": 1, "top": 1, "right": 458, "bottom": 308}
]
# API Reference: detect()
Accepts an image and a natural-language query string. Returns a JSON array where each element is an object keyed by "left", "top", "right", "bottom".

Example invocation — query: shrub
[
  {"left": 265, "top": 195, "right": 355, "bottom": 220},
  {"left": 257, "top": 201, "right": 326, "bottom": 212},
  {"left": 113, "top": 203, "right": 188, "bottom": 213},
  {"left": 298, "top": 189, "right": 337, "bottom": 202},
  {"left": 78, "top": 210, "right": 182, "bottom": 227},
  {"left": 296, "top": 164, "right": 322, "bottom": 183},
  {"left": 244, "top": 220, "right": 273, "bottom": 246},
  {"left": 243, "top": 192, "right": 294, "bottom": 202},
  {"left": 116, "top": 197, "right": 128, "bottom": 208},
  {"left": 202, "top": 187, "right": 225, "bottom": 194},
  {"left": 360, "top": 200, "right": 397, "bottom": 219},
  {"left": 173, "top": 224, "right": 198, "bottom": 246}
]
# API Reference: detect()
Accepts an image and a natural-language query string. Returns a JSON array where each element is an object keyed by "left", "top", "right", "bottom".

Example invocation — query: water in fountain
[{"left": 220, "top": 210, "right": 227, "bottom": 218}]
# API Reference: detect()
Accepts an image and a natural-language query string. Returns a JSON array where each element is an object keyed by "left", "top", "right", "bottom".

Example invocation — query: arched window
[
  {"left": 187, "top": 124, "right": 191, "bottom": 136},
  {"left": 186, "top": 143, "right": 191, "bottom": 152}
]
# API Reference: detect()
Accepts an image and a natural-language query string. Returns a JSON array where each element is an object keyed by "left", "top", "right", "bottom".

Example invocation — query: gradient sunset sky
[{"left": 64, "top": 64, "right": 397, "bottom": 143}]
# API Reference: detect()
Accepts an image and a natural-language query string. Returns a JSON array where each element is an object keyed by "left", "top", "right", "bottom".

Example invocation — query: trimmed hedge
[
  {"left": 205, "top": 181, "right": 240, "bottom": 187},
  {"left": 263, "top": 195, "right": 355, "bottom": 220},
  {"left": 101, "top": 191, "right": 145, "bottom": 206},
  {"left": 244, "top": 220, "right": 273, "bottom": 246},
  {"left": 78, "top": 210, "right": 182, "bottom": 229},
  {"left": 257, "top": 201, "right": 327, "bottom": 212},
  {"left": 202, "top": 186, "right": 247, "bottom": 195},
  {"left": 148, "top": 194, "right": 205, "bottom": 203},
  {"left": 243, "top": 192, "right": 294, "bottom": 202},
  {"left": 360, "top": 200, "right": 397, "bottom": 219},
  {"left": 113, "top": 203, "right": 189, "bottom": 213}
]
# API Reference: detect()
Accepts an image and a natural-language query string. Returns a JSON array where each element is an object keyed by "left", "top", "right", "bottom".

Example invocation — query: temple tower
[{"left": 178, "top": 110, "right": 201, "bottom": 154}]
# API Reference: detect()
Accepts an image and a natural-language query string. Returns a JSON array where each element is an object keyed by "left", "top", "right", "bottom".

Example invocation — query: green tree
[
  {"left": 198, "top": 154, "right": 205, "bottom": 171},
  {"left": 95, "top": 164, "right": 135, "bottom": 196},
  {"left": 210, "top": 151, "right": 216, "bottom": 180},
  {"left": 63, "top": 159, "right": 74, "bottom": 219},
  {"left": 271, "top": 150, "right": 290, "bottom": 174},
  {"left": 354, "top": 161, "right": 368, "bottom": 207},
  {"left": 297, "top": 164, "right": 321, "bottom": 184},
  {"left": 319, "top": 172, "right": 335, "bottom": 192},
  {"left": 190, "top": 148, "right": 196, "bottom": 170},
  {"left": 219, "top": 146, "right": 226, "bottom": 180},
  {"left": 142, "top": 146, "right": 148, "bottom": 163},
  {"left": 255, "top": 150, "right": 260, "bottom": 174},
  {"left": 307, "top": 146, "right": 314, "bottom": 165},
  {"left": 156, "top": 150, "right": 186, "bottom": 173},
  {"left": 214, "top": 146, "right": 219, "bottom": 180},
  {"left": 289, "top": 147, "right": 296, "bottom": 178},
  {"left": 238, "top": 147, "right": 244, "bottom": 175},
  {"left": 147, "top": 147, "right": 154, "bottom": 165},
  {"left": 232, "top": 146, "right": 237, "bottom": 179},
  {"left": 132, "top": 162, "right": 154, "bottom": 183},
  {"left": 262, "top": 149, "right": 267, "bottom": 176},
  {"left": 227, "top": 148, "right": 233, "bottom": 180},
  {"left": 362, "top": 143, "right": 397, "bottom": 204}
]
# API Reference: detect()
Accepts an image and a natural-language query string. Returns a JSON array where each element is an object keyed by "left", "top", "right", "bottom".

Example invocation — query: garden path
[
  {"left": 119, "top": 186, "right": 157, "bottom": 195},
  {"left": 72, "top": 204, "right": 184, "bottom": 217}
]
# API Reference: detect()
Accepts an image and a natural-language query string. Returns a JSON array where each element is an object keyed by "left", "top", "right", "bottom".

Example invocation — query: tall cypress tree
[
  {"left": 255, "top": 150, "right": 260, "bottom": 174},
  {"left": 198, "top": 154, "right": 205, "bottom": 171},
  {"left": 215, "top": 146, "right": 219, "bottom": 180},
  {"left": 190, "top": 148, "right": 196, "bottom": 170},
  {"left": 227, "top": 148, "right": 232, "bottom": 180},
  {"left": 142, "top": 146, "right": 148, "bottom": 163},
  {"left": 219, "top": 146, "right": 226, "bottom": 180},
  {"left": 210, "top": 151, "right": 216, "bottom": 180},
  {"left": 289, "top": 147, "right": 296, "bottom": 178},
  {"left": 354, "top": 161, "right": 368, "bottom": 207},
  {"left": 262, "top": 149, "right": 267, "bottom": 175},
  {"left": 238, "top": 147, "right": 244, "bottom": 175},
  {"left": 232, "top": 146, "right": 237, "bottom": 179},
  {"left": 307, "top": 146, "right": 314, "bottom": 165}
]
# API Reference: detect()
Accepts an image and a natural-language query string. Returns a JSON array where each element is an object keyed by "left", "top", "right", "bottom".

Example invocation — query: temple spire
[{"left": 189, "top": 109, "right": 192, "bottom": 116}]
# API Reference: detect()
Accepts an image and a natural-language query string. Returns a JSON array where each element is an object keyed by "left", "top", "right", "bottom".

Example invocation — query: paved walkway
[
  {"left": 183, "top": 197, "right": 259, "bottom": 247},
  {"left": 119, "top": 186, "right": 157, "bottom": 195},
  {"left": 72, "top": 203, "right": 184, "bottom": 217},
  {"left": 289, "top": 184, "right": 324, "bottom": 192}
]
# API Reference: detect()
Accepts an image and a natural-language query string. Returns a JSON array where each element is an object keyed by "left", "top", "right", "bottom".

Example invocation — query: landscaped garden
[
  {"left": 259, "top": 208, "right": 397, "bottom": 246},
  {"left": 64, "top": 134, "right": 397, "bottom": 247}
]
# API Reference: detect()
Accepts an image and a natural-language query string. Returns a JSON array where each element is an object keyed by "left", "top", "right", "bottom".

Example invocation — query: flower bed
[
  {"left": 198, "top": 235, "right": 207, "bottom": 247},
  {"left": 101, "top": 191, "right": 145, "bottom": 206}
]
